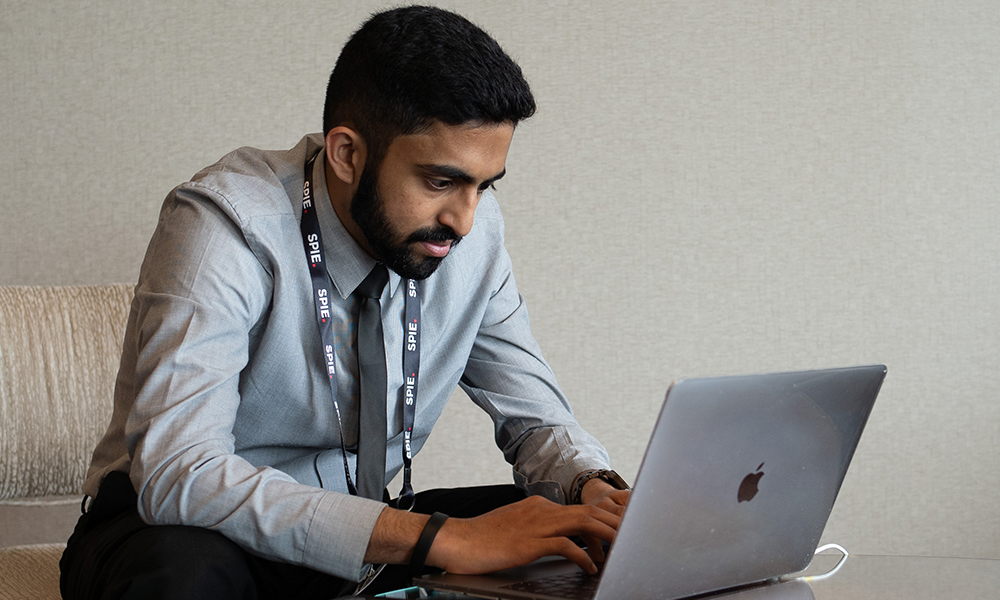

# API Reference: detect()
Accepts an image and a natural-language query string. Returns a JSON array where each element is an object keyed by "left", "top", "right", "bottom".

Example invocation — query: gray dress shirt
[{"left": 84, "top": 133, "right": 611, "bottom": 580}]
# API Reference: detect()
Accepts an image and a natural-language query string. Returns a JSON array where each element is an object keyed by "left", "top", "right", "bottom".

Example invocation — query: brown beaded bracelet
[{"left": 571, "top": 469, "right": 630, "bottom": 504}]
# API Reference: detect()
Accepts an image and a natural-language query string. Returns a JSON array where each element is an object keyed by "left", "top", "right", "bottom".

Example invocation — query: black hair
[{"left": 323, "top": 5, "right": 536, "bottom": 164}]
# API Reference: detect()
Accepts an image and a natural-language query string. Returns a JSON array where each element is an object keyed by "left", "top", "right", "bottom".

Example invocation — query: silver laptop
[{"left": 417, "top": 365, "right": 886, "bottom": 600}]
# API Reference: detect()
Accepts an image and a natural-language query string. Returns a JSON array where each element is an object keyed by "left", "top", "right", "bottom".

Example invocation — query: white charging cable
[{"left": 783, "top": 542, "right": 849, "bottom": 583}]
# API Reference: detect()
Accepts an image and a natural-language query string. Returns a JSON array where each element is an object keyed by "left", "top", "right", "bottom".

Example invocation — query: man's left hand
[{"left": 579, "top": 478, "right": 630, "bottom": 564}]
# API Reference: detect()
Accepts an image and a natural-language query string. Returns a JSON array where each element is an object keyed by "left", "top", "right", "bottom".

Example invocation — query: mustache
[{"left": 407, "top": 227, "right": 462, "bottom": 247}]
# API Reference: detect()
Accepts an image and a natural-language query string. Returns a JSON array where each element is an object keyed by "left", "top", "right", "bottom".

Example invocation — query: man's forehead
[{"left": 387, "top": 121, "right": 514, "bottom": 181}]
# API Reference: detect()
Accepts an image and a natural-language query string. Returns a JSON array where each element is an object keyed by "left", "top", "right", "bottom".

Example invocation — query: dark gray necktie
[{"left": 355, "top": 265, "right": 389, "bottom": 500}]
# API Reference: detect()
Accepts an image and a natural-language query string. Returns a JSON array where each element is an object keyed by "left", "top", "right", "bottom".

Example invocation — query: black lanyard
[{"left": 300, "top": 152, "right": 420, "bottom": 507}]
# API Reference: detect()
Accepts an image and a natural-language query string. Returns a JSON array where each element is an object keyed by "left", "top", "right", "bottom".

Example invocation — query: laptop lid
[{"left": 419, "top": 365, "right": 886, "bottom": 600}]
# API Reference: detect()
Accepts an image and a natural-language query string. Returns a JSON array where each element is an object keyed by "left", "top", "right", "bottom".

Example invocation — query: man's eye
[{"left": 428, "top": 179, "right": 451, "bottom": 190}]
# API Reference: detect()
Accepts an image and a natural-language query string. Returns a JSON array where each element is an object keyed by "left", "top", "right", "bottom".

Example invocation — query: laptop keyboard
[{"left": 499, "top": 570, "right": 601, "bottom": 599}]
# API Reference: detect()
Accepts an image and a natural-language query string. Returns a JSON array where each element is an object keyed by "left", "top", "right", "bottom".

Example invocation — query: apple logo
[{"left": 738, "top": 462, "right": 765, "bottom": 503}]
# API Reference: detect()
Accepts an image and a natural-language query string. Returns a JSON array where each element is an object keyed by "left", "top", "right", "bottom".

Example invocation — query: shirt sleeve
[
  {"left": 121, "top": 183, "right": 385, "bottom": 581},
  {"left": 458, "top": 223, "right": 611, "bottom": 504}
]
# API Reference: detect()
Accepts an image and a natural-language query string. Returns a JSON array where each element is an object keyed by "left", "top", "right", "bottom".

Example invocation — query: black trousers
[{"left": 60, "top": 471, "right": 526, "bottom": 600}]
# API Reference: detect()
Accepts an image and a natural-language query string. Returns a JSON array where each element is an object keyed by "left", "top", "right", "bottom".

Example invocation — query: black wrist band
[{"left": 410, "top": 511, "right": 449, "bottom": 575}]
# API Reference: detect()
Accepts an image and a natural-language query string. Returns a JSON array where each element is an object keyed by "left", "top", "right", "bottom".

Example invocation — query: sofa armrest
[{"left": 0, "top": 543, "right": 64, "bottom": 600}]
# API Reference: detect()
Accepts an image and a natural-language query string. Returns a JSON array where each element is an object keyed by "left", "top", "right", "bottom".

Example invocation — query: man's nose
[{"left": 438, "top": 188, "right": 479, "bottom": 238}]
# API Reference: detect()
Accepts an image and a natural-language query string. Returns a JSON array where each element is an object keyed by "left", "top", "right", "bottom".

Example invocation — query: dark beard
[{"left": 349, "top": 165, "right": 462, "bottom": 280}]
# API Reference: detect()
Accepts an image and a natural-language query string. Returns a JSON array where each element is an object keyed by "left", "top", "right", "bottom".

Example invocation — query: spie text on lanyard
[{"left": 300, "top": 151, "right": 420, "bottom": 509}]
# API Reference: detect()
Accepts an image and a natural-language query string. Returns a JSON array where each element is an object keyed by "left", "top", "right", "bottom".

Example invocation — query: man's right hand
[{"left": 425, "top": 495, "right": 621, "bottom": 575}]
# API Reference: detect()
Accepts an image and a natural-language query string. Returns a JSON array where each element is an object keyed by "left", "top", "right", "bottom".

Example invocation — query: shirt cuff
[
  {"left": 513, "top": 458, "right": 611, "bottom": 505},
  {"left": 301, "top": 491, "right": 387, "bottom": 581}
]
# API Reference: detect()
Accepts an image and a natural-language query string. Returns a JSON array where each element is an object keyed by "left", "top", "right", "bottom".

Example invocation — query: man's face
[{"left": 350, "top": 121, "right": 514, "bottom": 280}]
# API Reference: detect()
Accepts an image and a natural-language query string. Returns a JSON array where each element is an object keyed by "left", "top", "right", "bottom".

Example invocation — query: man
[{"left": 60, "top": 6, "right": 630, "bottom": 599}]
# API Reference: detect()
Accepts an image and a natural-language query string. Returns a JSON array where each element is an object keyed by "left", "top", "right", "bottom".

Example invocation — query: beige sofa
[{"left": 0, "top": 284, "right": 133, "bottom": 600}]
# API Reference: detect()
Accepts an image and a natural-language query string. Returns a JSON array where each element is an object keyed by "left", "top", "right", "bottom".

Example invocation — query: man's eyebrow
[
  {"left": 484, "top": 168, "right": 507, "bottom": 186},
  {"left": 419, "top": 164, "right": 506, "bottom": 186}
]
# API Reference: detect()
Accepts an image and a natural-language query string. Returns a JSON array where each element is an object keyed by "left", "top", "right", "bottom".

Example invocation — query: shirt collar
[{"left": 311, "top": 149, "right": 403, "bottom": 299}]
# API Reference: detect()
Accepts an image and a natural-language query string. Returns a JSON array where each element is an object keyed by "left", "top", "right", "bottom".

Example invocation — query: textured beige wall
[{"left": 2, "top": 1, "right": 997, "bottom": 559}]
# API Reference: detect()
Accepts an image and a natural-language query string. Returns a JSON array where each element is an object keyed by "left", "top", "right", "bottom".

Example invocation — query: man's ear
[{"left": 324, "top": 126, "right": 367, "bottom": 186}]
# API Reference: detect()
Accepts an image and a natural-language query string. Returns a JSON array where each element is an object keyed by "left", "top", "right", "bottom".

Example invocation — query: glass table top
[{"left": 376, "top": 554, "right": 1000, "bottom": 600}]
